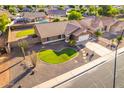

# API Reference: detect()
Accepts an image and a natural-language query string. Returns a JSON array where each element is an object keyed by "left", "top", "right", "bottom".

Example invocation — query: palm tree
[
  {"left": 113, "top": 30, "right": 124, "bottom": 88},
  {"left": 18, "top": 40, "right": 29, "bottom": 59},
  {"left": 30, "top": 50, "right": 37, "bottom": 68},
  {"left": 94, "top": 29, "right": 103, "bottom": 42}
]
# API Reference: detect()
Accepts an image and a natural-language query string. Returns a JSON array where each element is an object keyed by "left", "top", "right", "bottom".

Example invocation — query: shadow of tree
[{"left": 3, "top": 67, "right": 34, "bottom": 88}]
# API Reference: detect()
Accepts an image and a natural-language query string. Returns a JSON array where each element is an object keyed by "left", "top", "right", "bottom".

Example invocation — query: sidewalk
[
  {"left": 85, "top": 42, "right": 112, "bottom": 56},
  {"left": 0, "top": 63, "right": 10, "bottom": 87},
  {"left": 0, "top": 56, "right": 23, "bottom": 87}
]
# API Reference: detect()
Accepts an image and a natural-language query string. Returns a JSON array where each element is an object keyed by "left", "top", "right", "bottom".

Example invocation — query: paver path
[{"left": 85, "top": 42, "right": 112, "bottom": 56}]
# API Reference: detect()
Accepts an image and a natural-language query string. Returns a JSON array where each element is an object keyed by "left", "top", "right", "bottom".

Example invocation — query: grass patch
[
  {"left": 16, "top": 28, "right": 35, "bottom": 38},
  {"left": 117, "top": 18, "right": 124, "bottom": 21},
  {"left": 37, "top": 48, "right": 78, "bottom": 64}
]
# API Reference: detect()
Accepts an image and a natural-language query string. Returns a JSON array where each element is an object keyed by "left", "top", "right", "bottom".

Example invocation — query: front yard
[
  {"left": 16, "top": 28, "right": 35, "bottom": 38},
  {"left": 37, "top": 48, "right": 78, "bottom": 64}
]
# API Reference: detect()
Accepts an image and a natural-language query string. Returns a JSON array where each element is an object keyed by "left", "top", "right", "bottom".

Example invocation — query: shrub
[
  {"left": 68, "top": 40, "right": 76, "bottom": 46},
  {"left": 52, "top": 18, "right": 60, "bottom": 22}
]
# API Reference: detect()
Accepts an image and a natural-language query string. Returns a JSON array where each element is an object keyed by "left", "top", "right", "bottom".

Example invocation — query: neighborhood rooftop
[
  {"left": 34, "top": 20, "right": 88, "bottom": 39},
  {"left": 20, "top": 12, "right": 46, "bottom": 20}
]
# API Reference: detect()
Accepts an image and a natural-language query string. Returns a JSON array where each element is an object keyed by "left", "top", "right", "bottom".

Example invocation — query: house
[
  {"left": 8, "top": 16, "right": 123, "bottom": 51},
  {"left": 34, "top": 20, "right": 91, "bottom": 45},
  {"left": 22, "top": 7, "right": 32, "bottom": 12},
  {"left": 100, "top": 17, "right": 118, "bottom": 32},
  {"left": 80, "top": 16, "right": 104, "bottom": 32},
  {"left": 20, "top": 12, "right": 46, "bottom": 22},
  {"left": 109, "top": 21, "right": 124, "bottom": 34},
  {"left": 46, "top": 9, "right": 66, "bottom": 17}
]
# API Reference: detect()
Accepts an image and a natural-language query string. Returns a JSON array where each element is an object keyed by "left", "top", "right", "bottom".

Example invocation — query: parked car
[{"left": 0, "top": 47, "right": 6, "bottom": 55}]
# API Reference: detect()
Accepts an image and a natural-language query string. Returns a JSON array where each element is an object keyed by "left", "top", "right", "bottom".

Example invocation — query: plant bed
[{"left": 37, "top": 48, "right": 78, "bottom": 64}]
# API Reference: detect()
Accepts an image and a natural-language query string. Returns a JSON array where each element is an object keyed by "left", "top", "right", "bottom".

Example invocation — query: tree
[
  {"left": 3, "top": 5, "right": 10, "bottom": 10},
  {"left": 69, "top": 5, "right": 75, "bottom": 8},
  {"left": 116, "top": 35, "right": 123, "bottom": 44},
  {"left": 68, "top": 11, "right": 82, "bottom": 20},
  {"left": 94, "top": 30, "right": 103, "bottom": 41},
  {"left": 30, "top": 51, "right": 37, "bottom": 68},
  {"left": 18, "top": 40, "right": 29, "bottom": 59},
  {"left": 52, "top": 18, "right": 60, "bottom": 22},
  {"left": 98, "top": 5, "right": 119, "bottom": 17},
  {"left": 38, "top": 8, "right": 44, "bottom": 12},
  {"left": 0, "top": 13, "right": 10, "bottom": 32},
  {"left": 17, "top": 5, "right": 24, "bottom": 12},
  {"left": 9, "top": 7, "right": 17, "bottom": 15},
  {"left": 80, "top": 7, "right": 87, "bottom": 14},
  {"left": 88, "top": 5, "right": 99, "bottom": 16},
  {"left": 68, "top": 40, "right": 76, "bottom": 46},
  {"left": 58, "top": 5, "right": 64, "bottom": 10}
]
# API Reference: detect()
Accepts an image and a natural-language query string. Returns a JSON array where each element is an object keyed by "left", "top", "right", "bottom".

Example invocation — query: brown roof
[
  {"left": 72, "top": 27, "right": 88, "bottom": 37},
  {"left": 21, "top": 12, "right": 46, "bottom": 20},
  {"left": 64, "top": 22, "right": 81, "bottom": 35},
  {"left": 35, "top": 21, "right": 68, "bottom": 38},
  {"left": 80, "top": 17, "right": 93, "bottom": 27},
  {"left": 35, "top": 20, "right": 86, "bottom": 38},
  {"left": 110, "top": 21, "right": 124, "bottom": 32},
  {"left": 100, "top": 17, "right": 117, "bottom": 26}
]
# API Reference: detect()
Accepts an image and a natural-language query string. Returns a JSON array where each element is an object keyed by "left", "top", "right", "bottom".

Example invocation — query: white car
[{"left": 0, "top": 31, "right": 2, "bottom": 36}]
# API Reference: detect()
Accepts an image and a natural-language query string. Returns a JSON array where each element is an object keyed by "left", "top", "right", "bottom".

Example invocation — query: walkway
[{"left": 85, "top": 42, "right": 112, "bottom": 56}]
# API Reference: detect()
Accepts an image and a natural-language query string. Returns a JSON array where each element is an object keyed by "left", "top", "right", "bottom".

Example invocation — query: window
[
  {"left": 61, "top": 35, "right": 65, "bottom": 38},
  {"left": 58, "top": 35, "right": 61, "bottom": 39}
]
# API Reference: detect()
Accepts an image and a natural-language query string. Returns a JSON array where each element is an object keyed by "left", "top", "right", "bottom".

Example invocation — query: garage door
[{"left": 77, "top": 34, "right": 89, "bottom": 42}]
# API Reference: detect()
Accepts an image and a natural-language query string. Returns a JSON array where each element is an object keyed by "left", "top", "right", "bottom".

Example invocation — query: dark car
[{"left": 0, "top": 47, "right": 6, "bottom": 55}]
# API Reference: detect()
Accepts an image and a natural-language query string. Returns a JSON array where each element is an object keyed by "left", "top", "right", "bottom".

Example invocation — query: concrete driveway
[{"left": 85, "top": 42, "right": 112, "bottom": 56}]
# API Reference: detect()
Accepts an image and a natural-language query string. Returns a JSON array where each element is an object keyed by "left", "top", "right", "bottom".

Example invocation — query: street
[{"left": 56, "top": 53, "right": 124, "bottom": 88}]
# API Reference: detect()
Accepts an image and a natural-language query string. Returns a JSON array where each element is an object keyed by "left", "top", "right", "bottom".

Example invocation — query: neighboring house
[
  {"left": 34, "top": 20, "right": 91, "bottom": 45},
  {"left": 22, "top": 7, "right": 32, "bottom": 12},
  {"left": 46, "top": 9, "right": 66, "bottom": 17},
  {"left": 109, "top": 21, "right": 124, "bottom": 34},
  {"left": 7, "top": 16, "right": 124, "bottom": 51},
  {"left": 100, "top": 17, "right": 118, "bottom": 32},
  {"left": 19, "top": 12, "right": 46, "bottom": 22}
]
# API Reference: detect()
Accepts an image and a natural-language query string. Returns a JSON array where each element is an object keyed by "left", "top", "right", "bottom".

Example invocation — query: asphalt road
[{"left": 56, "top": 53, "right": 124, "bottom": 88}]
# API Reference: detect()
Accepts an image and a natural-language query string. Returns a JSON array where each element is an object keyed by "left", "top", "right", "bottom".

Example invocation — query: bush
[
  {"left": 38, "top": 8, "right": 44, "bottom": 12},
  {"left": 68, "top": 11, "right": 82, "bottom": 20},
  {"left": 68, "top": 40, "right": 76, "bottom": 46},
  {"left": 52, "top": 18, "right": 60, "bottom": 22}
]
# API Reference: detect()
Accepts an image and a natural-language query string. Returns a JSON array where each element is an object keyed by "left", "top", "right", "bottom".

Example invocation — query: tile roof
[
  {"left": 110, "top": 21, "right": 124, "bottom": 32},
  {"left": 46, "top": 9, "right": 66, "bottom": 16},
  {"left": 35, "top": 20, "right": 88, "bottom": 39},
  {"left": 20, "top": 12, "right": 46, "bottom": 20}
]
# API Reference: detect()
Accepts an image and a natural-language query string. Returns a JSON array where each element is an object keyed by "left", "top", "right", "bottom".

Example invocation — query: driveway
[{"left": 85, "top": 42, "right": 112, "bottom": 56}]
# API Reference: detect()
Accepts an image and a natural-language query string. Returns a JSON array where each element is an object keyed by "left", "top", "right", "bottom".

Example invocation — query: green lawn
[
  {"left": 37, "top": 48, "right": 78, "bottom": 64},
  {"left": 16, "top": 28, "right": 35, "bottom": 38},
  {"left": 117, "top": 18, "right": 124, "bottom": 21}
]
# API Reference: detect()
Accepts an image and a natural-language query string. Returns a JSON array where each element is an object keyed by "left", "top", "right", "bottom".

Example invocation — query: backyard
[
  {"left": 37, "top": 48, "right": 78, "bottom": 64},
  {"left": 16, "top": 28, "right": 35, "bottom": 38}
]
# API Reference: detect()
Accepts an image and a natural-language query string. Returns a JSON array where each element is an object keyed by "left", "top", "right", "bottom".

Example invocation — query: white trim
[{"left": 42, "top": 38, "right": 65, "bottom": 44}]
